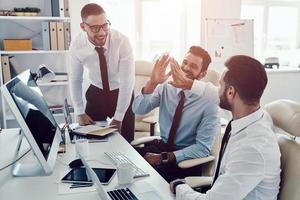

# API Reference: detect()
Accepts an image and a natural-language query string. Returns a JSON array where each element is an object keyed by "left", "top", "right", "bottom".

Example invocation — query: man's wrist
[
  {"left": 142, "top": 80, "right": 158, "bottom": 94},
  {"left": 185, "top": 79, "right": 194, "bottom": 90},
  {"left": 160, "top": 152, "right": 176, "bottom": 164}
]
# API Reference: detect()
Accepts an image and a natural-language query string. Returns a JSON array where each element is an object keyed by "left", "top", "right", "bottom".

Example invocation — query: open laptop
[{"left": 78, "top": 153, "right": 162, "bottom": 200}]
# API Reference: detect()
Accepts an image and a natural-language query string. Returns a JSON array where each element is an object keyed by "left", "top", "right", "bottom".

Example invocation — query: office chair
[
  {"left": 183, "top": 99, "right": 300, "bottom": 198},
  {"left": 131, "top": 69, "right": 223, "bottom": 176},
  {"left": 133, "top": 60, "right": 159, "bottom": 142}
]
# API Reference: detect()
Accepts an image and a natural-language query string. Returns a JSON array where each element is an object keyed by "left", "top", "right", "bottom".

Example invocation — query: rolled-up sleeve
[{"left": 132, "top": 85, "right": 162, "bottom": 115}]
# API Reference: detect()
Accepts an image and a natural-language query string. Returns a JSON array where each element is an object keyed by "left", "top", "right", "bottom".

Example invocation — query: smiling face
[
  {"left": 180, "top": 53, "right": 206, "bottom": 80},
  {"left": 80, "top": 13, "right": 109, "bottom": 46}
]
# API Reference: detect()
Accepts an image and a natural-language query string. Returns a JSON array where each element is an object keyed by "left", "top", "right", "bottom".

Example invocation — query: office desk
[{"left": 0, "top": 129, "right": 175, "bottom": 200}]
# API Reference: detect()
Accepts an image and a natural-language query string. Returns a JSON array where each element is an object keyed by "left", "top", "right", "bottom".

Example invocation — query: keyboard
[
  {"left": 105, "top": 152, "right": 150, "bottom": 178},
  {"left": 107, "top": 188, "right": 139, "bottom": 200}
]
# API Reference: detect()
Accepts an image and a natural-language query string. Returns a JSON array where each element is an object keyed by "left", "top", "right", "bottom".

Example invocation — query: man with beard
[
  {"left": 132, "top": 46, "right": 219, "bottom": 182},
  {"left": 169, "top": 55, "right": 281, "bottom": 200},
  {"left": 68, "top": 3, "right": 135, "bottom": 142}
]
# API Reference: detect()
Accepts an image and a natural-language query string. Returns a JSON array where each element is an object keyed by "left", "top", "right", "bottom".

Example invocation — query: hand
[
  {"left": 150, "top": 53, "right": 171, "bottom": 85},
  {"left": 77, "top": 114, "right": 95, "bottom": 126},
  {"left": 144, "top": 153, "right": 161, "bottom": 167},
  {"left": 169, "top": 179, "right": 186, "bottom": 194},
  {"left": 110, "top": 119, "right": 122, "bottom": 133},
  {"left": 169, "top": 58, "right": 193, "bottom": 90}
]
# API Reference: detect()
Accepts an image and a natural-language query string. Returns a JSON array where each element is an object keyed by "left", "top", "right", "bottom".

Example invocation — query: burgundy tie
[
  {"left": 167, "top": 91, "right": 185, "bottom": 151},
  {"left": 212, "top": 120, "right": 233, "bottom": 184},
  {"left": 95, "top": 47, "right": 110, "bottom": 92}
]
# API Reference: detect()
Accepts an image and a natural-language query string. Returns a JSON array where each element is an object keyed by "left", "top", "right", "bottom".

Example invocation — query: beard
[
  {"left": 88, "top": 33, "right": 108, "bottom": 46},
  {"left": 219, "top": 89, "right": 231, "bottom": 111}
]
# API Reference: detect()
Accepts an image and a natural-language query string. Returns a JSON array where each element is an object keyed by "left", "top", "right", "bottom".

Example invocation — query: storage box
[{"left": 3, "top": 39, "right": 32, "bottom": 51}]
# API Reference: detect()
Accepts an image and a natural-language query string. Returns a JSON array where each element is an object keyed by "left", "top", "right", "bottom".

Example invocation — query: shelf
[
  {"left": 37, "top": 81, "right": 69, "bottom": 86},
  {"left": 0, "top": 50, "right": 69, "bottom": 55},
  {"left": 0, "top": 16, "right": 71, "bottom": 21}
]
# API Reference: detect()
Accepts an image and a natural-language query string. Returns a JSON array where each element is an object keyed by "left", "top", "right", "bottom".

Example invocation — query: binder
[
  {"left": 49, "top": 22, "right": 58, "bottom": 50},
  {"left": 42, "top": 22, "right": 51, "bottom": 50},
  {"left": 59, "top": 0, "right": 65, "bottom": 17},
  {"left": 44, "top": 0, "right": 53, "bottom": 16},
  {"left": 63, "top": 22, "right": 71, "bottom": 50},
  {"left": 51, "top": 0, "right": 60, "bottom": 17},
  {"left": 56, "top": 22, "right": 65, "bottom": 50},
  {"left": 1, "top": 56, "right": 11, "bottom": 83},
  {"left": 64, "top": 0, "right": 70, "bottom": 17}
]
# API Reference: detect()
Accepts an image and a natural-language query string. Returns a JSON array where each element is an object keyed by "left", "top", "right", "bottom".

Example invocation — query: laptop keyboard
[
  {"left": 105, "top": 152, "right": 150, "bottom": 178},
  {"left": 107, "top": 188, "right": 139, "bottom": 200}
]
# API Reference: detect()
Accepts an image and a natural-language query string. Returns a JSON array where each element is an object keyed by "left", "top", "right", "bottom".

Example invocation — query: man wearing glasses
[{"left": 68, "top": 3, "right": 135, "bottom": 142}]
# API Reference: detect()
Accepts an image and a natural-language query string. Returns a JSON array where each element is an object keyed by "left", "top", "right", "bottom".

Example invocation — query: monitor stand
[{"left": 12, "top": 131, "right": 45, "bottom": 177}]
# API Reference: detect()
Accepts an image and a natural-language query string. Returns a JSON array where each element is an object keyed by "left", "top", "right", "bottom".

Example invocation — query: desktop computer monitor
[{"left": 1, "top": 70, "right": 62, "bottom": 176}]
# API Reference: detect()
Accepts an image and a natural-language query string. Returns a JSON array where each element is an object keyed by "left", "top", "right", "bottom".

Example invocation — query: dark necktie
[
  {"left": 95, "top": 47, "right": 110, "bottom": 92},
  {"left": 167, "top": 91, "right": 185, "bottom": 151},
  {"left": 212, "top": 120, "right": 233, "bottom": 184}
]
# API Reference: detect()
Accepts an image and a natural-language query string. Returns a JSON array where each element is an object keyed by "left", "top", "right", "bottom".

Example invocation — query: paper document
[{"left": 73, "top": 125, "right": 117, "bottom": 137}]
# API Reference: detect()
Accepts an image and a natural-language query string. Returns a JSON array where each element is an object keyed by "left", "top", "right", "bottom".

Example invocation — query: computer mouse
[{"left": 69, "top": 158, "right": 84, "bottom": 168}]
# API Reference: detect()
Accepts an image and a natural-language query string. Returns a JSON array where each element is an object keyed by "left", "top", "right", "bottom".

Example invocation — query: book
[
  {"left": 52, "top": 72, "right": 68, "bottom": 81},
  {"left": 72, "top": 125, "right": 117, "bottom": 138},
  {"left": 56, "top": 22, "right": 65, "bottom": 50},
  {"left": 51, "top": 0, "right": 60, "bottom": 17},
  {"left": 42, "top": 22, "right": 51, "bottom": 50},
  {"left": 49, "top": 22, "right": 58, "bottom": 50}
]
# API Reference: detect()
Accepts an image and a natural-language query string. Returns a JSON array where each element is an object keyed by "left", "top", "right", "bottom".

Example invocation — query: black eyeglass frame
[{"left": 83, "top": 20, "right": 111, "bottom": 33}]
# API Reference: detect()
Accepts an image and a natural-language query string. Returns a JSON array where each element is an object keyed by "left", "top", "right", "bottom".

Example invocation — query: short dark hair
[
  {"left": 81, "top": 3, "right": 105, "bottom": 21},
  {"left": 188, "top": 46, "right": 211, "bottom": 72},
  {"left": 224, "top": 55, "right": 267, "bottom": 104}
]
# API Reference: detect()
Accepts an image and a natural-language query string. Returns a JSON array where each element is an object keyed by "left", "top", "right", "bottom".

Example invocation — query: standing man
[
  {"left": 133, "top": 46, "right": 219, "bottom": 182},
  {"left": 68, "top": 3, "right": 135, "bottom": 142},
  {"left": 169, "top": 55, "right": 281, "bottom": 200}
]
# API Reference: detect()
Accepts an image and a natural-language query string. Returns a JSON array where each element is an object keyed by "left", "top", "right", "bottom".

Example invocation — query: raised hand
[{"left": 169, "top": 58, "right": 193, "bottom": 90}]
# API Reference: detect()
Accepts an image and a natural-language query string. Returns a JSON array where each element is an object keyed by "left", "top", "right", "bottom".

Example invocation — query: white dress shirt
[
  {"left": 176, "top": 80, "right": 281, "bottom": 200},
  {"left": 68, "top": 29, "right": 134, "bottom": 121}
]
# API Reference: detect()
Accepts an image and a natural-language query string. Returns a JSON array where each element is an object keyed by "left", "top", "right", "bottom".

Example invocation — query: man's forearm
[{"left": 142, "top": 80, "right": 158, "bottom": 94}]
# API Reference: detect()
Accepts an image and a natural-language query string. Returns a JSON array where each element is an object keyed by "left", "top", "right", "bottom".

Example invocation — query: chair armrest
[
  {"left": 184, "top": 176, "right": 213, "bottom": 188},
  {"left": 178, "top": 156, "right": 215, "bottom": 169},
  {"left": 131, "top": 136, "right": 161, "bottom": 146},
  {"left": 142, "top": 116, "right": 158, "bottom": 124}
]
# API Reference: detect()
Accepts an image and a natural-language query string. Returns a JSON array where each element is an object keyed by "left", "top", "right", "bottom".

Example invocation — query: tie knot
[
  {"left": 95, "top": 47, "right": 104, "bottom": 54},
  {"left": 179, "top": 91, "right": 185, "bottom": 99}
]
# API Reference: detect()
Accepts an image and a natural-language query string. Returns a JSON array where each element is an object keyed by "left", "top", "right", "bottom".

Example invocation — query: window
[
  {"left": 90, "top": 0, "right": 201, "bottom": 60},
  {"left": 242, "top": 0, "right": 300, "bottom": 68}
]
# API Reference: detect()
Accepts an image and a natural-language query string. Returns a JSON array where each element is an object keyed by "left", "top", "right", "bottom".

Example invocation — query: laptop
[{"left": 78, "top": 153, "right": 162, "bottom": 200}]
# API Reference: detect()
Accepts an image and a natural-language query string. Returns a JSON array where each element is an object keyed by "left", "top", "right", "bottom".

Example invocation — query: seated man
[
  {"left": 169, "top": 55, "right": 281, "bottom": 199},
  {"left": 132, "top": 46, "right": 220, "bottom": 182}
]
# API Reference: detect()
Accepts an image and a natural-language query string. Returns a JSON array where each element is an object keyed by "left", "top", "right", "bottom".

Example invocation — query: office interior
[{"left": 0, "top": 0, "right": 300, "bottom": 200}]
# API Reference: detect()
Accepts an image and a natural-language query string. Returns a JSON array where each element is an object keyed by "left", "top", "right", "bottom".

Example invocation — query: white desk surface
[{"left": 0, "top": 129, "right": 175, "bottom": 200}]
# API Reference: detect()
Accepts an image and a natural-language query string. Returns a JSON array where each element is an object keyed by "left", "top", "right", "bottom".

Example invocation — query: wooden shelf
[
  {"left": 0, "top": 50, "right": 69, "bottom": 55},
  {"left": 0, "top": 16, "right": 70, "bottom": 21},
  {"left": 37, "top": 81, "right": 69, "bottom": 86}
]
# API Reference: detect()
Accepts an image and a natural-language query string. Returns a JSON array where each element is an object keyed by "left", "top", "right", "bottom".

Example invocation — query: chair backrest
[
  {"left": 202, "top": 69, "right": 220, "bottom": 86},
  {"left": 134, "top": 60, "right": 158, "bottom": 132},
  {"left": 264, "top": 99, "right": 300, "bottom": 200}
]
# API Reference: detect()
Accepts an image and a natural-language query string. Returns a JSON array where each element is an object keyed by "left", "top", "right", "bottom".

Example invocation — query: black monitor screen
[{"left": 5, "top": 70, "right": 59, "bottom": 159}]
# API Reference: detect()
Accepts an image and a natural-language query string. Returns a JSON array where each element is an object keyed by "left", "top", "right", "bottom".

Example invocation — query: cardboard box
[{"left": 3, "top": 39, "right": 32, "bottom": 51}]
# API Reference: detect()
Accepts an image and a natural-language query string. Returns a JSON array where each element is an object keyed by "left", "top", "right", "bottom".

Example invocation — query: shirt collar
[
  {"left": 86, "top": 32, "right": 110, "bottom": 51},
  {"left": 176, "top": 88, "right": 193, "bottom": 98},
  {"left": 231, "top": 108, "right": 264, "bottom": 136}
]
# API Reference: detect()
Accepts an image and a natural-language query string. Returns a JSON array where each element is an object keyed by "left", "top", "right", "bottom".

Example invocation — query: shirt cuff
[
  {"left": 191, "top": 80, "right": 206, "bottom": 96},
  {"left": 173, "top": 150, "right": 185, "bottom": 163}
]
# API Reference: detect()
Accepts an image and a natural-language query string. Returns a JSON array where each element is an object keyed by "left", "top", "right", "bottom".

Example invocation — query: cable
[{"left": 0, "top": 149, "right": 31, "bottom": 171}]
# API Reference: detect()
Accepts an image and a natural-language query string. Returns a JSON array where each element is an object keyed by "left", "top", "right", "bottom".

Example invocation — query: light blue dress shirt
[{"left": 132, "top": 83, "right": 220, "bottom": 162}]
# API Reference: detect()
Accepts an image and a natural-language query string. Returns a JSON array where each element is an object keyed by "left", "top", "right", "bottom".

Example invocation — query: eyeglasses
[{"left": 83, "top": 20, "right": 111, "bottom": 33}]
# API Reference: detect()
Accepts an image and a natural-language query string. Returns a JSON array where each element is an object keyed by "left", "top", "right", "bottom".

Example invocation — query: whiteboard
[{"left": 204, "top": 18, "right": 254, "bottom": 72}]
